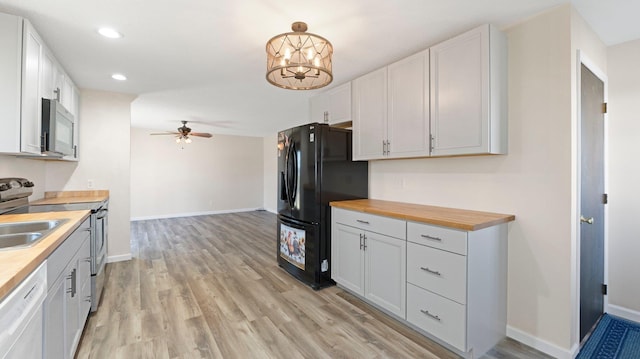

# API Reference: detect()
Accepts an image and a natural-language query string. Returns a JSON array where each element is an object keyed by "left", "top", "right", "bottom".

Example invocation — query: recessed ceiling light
[
  {"left": 111, "top": 73, "right": 127, "bottom": 81},
  {"left": 98, "top": 27, "right": 123, "bottom": 39}
]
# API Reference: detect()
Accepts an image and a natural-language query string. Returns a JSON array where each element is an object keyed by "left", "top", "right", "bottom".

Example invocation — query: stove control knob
[
  {"left": 0, "top": 184, "right": 9, "bottom": 191},
  {"left": 23, "top": 181, "right": 34, "bottom": 188}
]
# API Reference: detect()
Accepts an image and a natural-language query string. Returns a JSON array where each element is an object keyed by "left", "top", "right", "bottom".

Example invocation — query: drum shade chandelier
[{"left": 266, "top": 22, "right": 333, "bottom": 90}]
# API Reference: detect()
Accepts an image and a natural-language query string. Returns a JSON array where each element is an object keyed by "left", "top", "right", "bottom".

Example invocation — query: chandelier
[{"left": 266, "top": 22, "right": 333, "bottom": 90}]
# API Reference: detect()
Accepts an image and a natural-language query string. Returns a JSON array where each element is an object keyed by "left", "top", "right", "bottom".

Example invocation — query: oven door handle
[{"left": 96, "top": 208, "right": 108, "bottom": 219}]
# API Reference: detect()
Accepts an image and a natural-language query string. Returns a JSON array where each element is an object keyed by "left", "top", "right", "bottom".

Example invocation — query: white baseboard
[
  {"left": 130, "top": 207, "right": 261, "bottom": 221},
  {"left": 607, "top": 304, "right": 640, "bottom": 323},
  {"left": 107, "top": 254, "right": 132, "bottom": 263},
  {"left": 506, "top": 325, "right": 573, "bottom": 359}
]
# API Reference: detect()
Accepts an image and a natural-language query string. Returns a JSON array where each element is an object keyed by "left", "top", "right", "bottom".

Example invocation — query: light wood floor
[{"left": 76, "top": 211, "right": 551, "bottom": 359}]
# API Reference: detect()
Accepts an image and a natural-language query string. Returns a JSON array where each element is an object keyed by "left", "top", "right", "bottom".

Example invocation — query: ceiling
[{"left": 0, "top": 0, "right": 638, "bottom": 137}]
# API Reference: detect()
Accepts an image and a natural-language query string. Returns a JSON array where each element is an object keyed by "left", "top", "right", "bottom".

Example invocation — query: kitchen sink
[
  {"left": 0, "top": 219, "right": 68, "bottom": 250},
  {"left": 0, "top": 233, "right": 43, "bottom": 250},
  {"left": 0, "top": 220, "right": 65, "bottom": 235}
]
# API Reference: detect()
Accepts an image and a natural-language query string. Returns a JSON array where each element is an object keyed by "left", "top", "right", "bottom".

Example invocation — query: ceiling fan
[{"left": 150, "top": 121, "right": 212, "bottom": 144}]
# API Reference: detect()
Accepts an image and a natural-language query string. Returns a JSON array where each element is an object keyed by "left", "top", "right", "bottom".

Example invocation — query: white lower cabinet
[
  {"left": 331, "top": 206, "right": 508, "bottom": 358},
  {"left": 332, "top": 208, "right": 406, "bottom": 318},
  {"left": 44, "top": 218, "right": 91, "bottom": 359}
]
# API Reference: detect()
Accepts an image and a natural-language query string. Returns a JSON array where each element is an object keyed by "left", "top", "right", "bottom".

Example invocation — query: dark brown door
[{"left": 579, "top": 64, "right": 606, "bottom": 341}]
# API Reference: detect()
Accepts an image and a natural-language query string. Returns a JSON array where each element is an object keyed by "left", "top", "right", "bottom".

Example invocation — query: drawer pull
[
  {"left": 420, "top": 267, "right": 441, "bottom": 276},
  {"left": 356, "top": 220, "right": 370, "bottom": 224},
  {"left": 420, "top": 234, "right": 442, "bottom": 241},
  {"left": 420, "top": 309, "right": 441, "bottom": 321}
]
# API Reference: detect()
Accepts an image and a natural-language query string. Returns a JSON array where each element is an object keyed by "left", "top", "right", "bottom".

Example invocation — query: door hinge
[
  {"left": 602, "top": 284, "right": 608, "bottom": 295},
  {"left": 603, "top": 103, "right": 607, "bottom": 114},
  {"left": 603, "top": 193, "right": 608, "bottom": 204}
]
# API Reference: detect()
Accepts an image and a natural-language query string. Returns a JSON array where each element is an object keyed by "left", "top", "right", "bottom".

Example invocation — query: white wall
[
  {"left": 607, "top": 38, "right": 640, "bottom": 319},
  {"left": 130, "top": 128, "right": 263, "bottom": 219},
  {"left": 569, "top": 6, "right": 608, "bottom": 350},
  {"left": 0, "top": 156, "right": 47, "bottom": 200},
  {"left": 46, "top": 89, "right": 135, "bottom": 261},
  {"left": 263, "top": 133, "right": 277, "bottom": 213},
  {"left": 370, "top": 5, "right": 576, "bottom": 355}
]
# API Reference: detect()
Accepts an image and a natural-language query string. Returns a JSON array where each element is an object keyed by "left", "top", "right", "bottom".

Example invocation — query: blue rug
[{"left": 577, "top": 314, "right": 640, "bottom": 358}]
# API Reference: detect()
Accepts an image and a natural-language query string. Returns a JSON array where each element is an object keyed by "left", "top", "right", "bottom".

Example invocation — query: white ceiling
[{"left": 0, "top": 0, "right": 637, "bottom": 137}]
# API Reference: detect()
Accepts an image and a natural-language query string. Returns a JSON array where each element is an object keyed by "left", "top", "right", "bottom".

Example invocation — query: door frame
[{"left": 572, "top": 50, "right": 609, "bottom": 350}]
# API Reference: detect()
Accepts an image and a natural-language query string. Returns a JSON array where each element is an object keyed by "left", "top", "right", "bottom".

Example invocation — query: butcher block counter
[
  {"left": 31, "top": 190, "right": 109, "bottom": 205},
  {"left": 0, "top": 210, "right": 90, "bottom": 301},
  {"left": 329, "top": 199, "right": 515, "bottom": 231}
]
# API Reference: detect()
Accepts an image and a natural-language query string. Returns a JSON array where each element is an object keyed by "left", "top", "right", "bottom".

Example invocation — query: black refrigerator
[{"left": 277, "top": 123, "right": 368, "bottom": 289}]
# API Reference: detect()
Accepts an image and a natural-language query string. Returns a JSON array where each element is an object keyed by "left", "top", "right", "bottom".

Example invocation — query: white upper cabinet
[
  {"left": 387, "top": 50, "right": 430, "bottom": 158},
  {"left": 353, "top": 50, "right": 430, "bottom": 160},
  {"left": 352, "top": 67, "right": 387, "bottom": 160},
  {"left": 430, "top": 24, "right": 507, "bottom": 156},
  {"left": 310, "top": 82, "right": 351, "bottom": 125},
  {"left": 352, "top": 24, "right": 507, "bottom": 160},
  {"left": 0, "top": 12, "right": 80, "bottom": 157},
  {"left": 21, "top": 20, "right": 45, "bottom": 154}
]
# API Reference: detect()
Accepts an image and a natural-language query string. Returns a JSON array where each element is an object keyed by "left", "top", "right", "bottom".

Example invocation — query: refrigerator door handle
[{"left": 284, "top": 141, "right": 298, "bottom": 208}]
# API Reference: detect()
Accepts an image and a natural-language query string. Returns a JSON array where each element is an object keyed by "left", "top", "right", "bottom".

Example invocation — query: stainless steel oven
[{"left": 91, "top": 202, "right": 108, "bottom": 312}]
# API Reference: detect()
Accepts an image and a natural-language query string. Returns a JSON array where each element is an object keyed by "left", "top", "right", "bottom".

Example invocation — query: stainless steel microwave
[{"left": 41, "top": 99, "right": 74, "bottom": 156}]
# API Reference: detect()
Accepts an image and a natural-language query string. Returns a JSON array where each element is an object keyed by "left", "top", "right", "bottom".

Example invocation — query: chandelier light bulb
[
  {"left": 175, "top": 137, "right": 181, "bottom": 144},
  {"left": 185, "top": 137, "right": 192, "bottom": 144}
]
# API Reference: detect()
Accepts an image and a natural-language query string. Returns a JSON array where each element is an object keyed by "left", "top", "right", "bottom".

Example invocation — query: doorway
[{"left": 579, "top": 61, "right": 606, "bottom": 342}]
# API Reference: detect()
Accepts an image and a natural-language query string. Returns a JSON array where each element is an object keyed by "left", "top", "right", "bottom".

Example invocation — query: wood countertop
[
  {"left": 31, "top": 190, "right": 109, "bottom": 205},
  {"left": 0, "top": 210, "right": 91, "bottom": 301},
  {"left": 330, "top": 199, "right": 515, "bottom": 231}
]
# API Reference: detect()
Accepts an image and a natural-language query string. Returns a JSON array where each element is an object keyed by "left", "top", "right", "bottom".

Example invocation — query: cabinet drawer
[
  {"left": 47, "top": 219, "right": 90, "bottom": 289},
  {"left": 407, "top": 221, "right": 467, "bottom": 255},
  {"left": 407, "top": 242, "right": 467, "bottom": 304},
  {"left": 333, "top": 208, "right": 406, "bottom": 239},
  {"left": 407, "top": 283, "right": 466, "bottom": 352}
]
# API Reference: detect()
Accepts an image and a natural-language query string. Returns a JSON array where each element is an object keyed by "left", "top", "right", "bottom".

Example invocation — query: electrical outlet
[{"left": 87, "top": 179, "right": 94, "bottom": 189}]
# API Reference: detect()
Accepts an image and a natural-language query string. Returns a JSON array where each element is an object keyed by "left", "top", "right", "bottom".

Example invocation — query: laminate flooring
[{"left": 76, "top": 211, "right": 551, "bottom": 359}]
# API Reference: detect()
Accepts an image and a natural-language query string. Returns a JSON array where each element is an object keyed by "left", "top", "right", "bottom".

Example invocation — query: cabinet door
[
  {"left": 65, "top": 260, "right": 80, "bottom": 359},
  {"left": 327, "top": 82, "right": 351, "bottom": 124},
  {"left": 21, "top": 20, "right": 43, "bottom": 154},
  {"left": 364, "top": 231, "right": 406, "bottom": 318},
  {"left": 387, "top": 50, "right": 430, "bottom": 158},
  {"left": 332, "top": 223, "right": 365, "bottom": 296},
  {"left": 77, "top": 236, "right": 92, "bottom": 325},
  {"left": 61, "top": 76, "right": 73, "bottom": 111},
  {"left": 72, "top": 85, "right": 80, "bottom": 158},
  {"left": 430, "top": 25, "right": 489, "bottom": 156},
  {"left": 309, "top": 91, "right": 329, "bottom": 124},
  {"left": 352, "top": 67, "right": 387, "bottom": 160},
  {"left": 44, "top": 276, "right": 66, "bottom": 359},
  {"left": 41, "top": 50, "right": 56, "bottom": 101}
]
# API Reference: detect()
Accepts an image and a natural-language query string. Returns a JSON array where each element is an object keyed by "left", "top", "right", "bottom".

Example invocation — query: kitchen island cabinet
[{"left": 330, "top": 199, "right": 514, "bottom": 358}]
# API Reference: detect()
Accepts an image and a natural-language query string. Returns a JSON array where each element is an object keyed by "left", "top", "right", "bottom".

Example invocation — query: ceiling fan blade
[
  {"left": 150, "top": 132, "right": 180, "bottom": 136},
  {"left": 191, "top": 132, "right": 213, "bottom": 138}
]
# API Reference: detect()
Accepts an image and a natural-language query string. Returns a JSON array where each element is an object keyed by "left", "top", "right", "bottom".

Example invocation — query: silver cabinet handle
[
  {"left": 420, "top": 309, "right": 441, "bottom": 321},
  {"left": 356, "top": 220, "right": 370, "bottom": 224},
  {"left": 85, "top": 296, "right": 92, "bottom": 303},
  {"left": 386, "top": 140, "right": 390, "bottom": 154},
  {"left": 420, "top": 267, "right": 441, "bottom": 276},
  {"left": 363, "top": 234, "right": 367, "bottom": 250},
  {"left": 382, "top": 140, "right": 387, "bottom": 155},
  {"left": 580, "top": 216, "right": 594, "bottom": 224},
  {"left": 420, "top": 234, "right": 442, "bottom": 241},
  {"left": 359, "top": 233, "right": 363, "bottom": 250}
]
